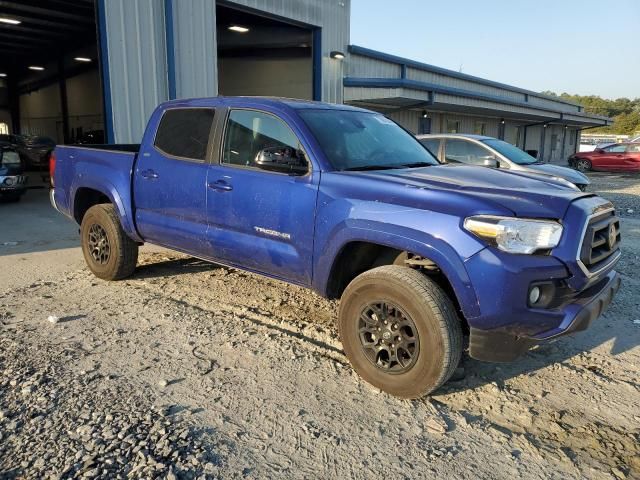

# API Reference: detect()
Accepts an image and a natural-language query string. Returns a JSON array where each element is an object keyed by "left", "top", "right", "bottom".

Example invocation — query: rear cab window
[{"left": 154, "top": 108, "right": 215, "bottom": 161}]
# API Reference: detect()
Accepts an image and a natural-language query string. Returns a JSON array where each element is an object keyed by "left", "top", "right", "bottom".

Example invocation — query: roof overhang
[{"left": 343, "top": 78, "right": 612, "bottom": 127}]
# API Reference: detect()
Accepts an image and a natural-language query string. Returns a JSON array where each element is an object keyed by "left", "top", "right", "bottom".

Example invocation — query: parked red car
[{"left": 569, "top": 143, "right": 640, "bottom": 172}]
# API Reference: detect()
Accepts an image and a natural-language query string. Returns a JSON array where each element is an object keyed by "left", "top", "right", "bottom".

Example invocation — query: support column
[
  {"left": 7, "top": 76, "right": 20, "bottom": 134},
  {"left": 58, "top": 57, "right": 70, "bottom": 144},
  {"left": 539, "top": 124, "right": 547, "bottom": 162}
]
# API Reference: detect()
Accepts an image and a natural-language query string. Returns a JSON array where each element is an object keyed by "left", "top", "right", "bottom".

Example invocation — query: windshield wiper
[{"left": 399, "top": 162, "right": 434, "bottom": 168}]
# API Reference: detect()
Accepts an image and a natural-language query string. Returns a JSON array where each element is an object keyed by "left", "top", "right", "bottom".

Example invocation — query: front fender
[{"left": 312, "top": 207, "right": 484, "bottom": 319}]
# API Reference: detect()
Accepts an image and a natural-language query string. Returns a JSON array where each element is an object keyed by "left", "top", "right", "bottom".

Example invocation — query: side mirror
[
  {"left": 594, "top": 148, "right": 605, "bottom": 154},
  {"left": 479, "top": 156, "right": 500, "bottom": 168},
  {"left": 254, "top": 146, "right": 308, "bottom": 175}
]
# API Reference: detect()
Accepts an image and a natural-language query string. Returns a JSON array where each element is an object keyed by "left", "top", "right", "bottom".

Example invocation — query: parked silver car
[{"left": 416, "top": 134, "right": 590, "bottom": 191}]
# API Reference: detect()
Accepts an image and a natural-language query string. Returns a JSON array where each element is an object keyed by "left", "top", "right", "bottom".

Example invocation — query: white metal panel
[
  {"left": 171, "top": 0, "right": 218, "bottom": 99},
  {"left": 348, "top": 54, "right": 401, "bottom": 78},
  {"left": 103, "top": 0, "right": 168, "bottom": 143},
  {"left": 529, "top": 95, "right": 580, "bottom": 113},
  {"left": 407, "top": 67, "right": 524, "bottom": 102}
]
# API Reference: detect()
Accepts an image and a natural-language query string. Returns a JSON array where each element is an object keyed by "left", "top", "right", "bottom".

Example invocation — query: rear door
[
  {"left": 133, "top": 107, "right": 215, "bottom": 253},
  {"left": 205, "top": 108, "right": 319, "bottom": 285},
  {"left": 596, "top": 144, "right": 627, "bottom": 170},
  {"left": 624, "top": 144, "right": 640, "bottom": 170}
]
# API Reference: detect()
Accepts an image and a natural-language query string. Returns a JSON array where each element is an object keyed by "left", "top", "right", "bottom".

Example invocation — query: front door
[
  {"left": 206, "top": 108, "right": 319, "bottom": 285},
  {"left": 133, "top": 107, "right": 215, "bottom": 254}
]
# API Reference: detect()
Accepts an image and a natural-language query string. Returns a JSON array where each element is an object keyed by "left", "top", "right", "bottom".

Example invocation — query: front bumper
[{"left": 469, "top": 270, "right": 621, "bottom": 362}]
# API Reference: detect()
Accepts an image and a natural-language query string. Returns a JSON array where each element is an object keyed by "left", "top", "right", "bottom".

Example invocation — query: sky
[{"left": 351, "top": 0, "right": 639, "bottom": 100}]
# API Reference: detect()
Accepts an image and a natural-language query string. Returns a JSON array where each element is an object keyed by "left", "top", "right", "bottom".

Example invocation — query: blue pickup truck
[{"left": 50, "top": 97, "right": 621, "bottom": 398}]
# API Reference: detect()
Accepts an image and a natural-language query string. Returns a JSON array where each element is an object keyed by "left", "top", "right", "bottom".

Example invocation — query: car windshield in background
[
  {"left": 299, "top": 110, "right": 439, "bottom": 171},
  {"left": 0, "top": 149, "right": 21, "bottom": 166},
  {"left": 27, "top": 136, "right": 56, "bottom": 147},
  {"left": 482, "top": 139, "right": 538, "bottom": 165}
]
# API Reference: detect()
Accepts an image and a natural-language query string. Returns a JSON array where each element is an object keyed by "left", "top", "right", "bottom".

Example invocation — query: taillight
[{"left": 49, "top": 151, "right": 56, "bottom": 187}]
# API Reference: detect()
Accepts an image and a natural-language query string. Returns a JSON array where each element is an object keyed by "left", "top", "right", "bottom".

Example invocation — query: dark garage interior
[
  {"left": 216, "top": 3, "right": 316, "bottom": 100},
  {"left": 0, "top": 0, "right": 103, "bottom": 151}
]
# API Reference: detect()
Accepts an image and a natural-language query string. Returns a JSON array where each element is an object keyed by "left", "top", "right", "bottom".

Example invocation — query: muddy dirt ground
[{"left": 1, "top": 173, "right": 639, "bottom": 479}]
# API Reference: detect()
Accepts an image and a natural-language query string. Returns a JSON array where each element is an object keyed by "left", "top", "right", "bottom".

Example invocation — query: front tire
[
  {"left": 575, "top": 158, "right": 592, "bottom": 172},
  {"left": 80, "top": 204, "right": 138, "bottom": 280},
  {"left": 338, "top": 265, "right": 462, "bottom": 398}
]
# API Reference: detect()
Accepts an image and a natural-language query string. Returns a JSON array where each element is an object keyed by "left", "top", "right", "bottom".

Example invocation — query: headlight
[{"left": 464, "top": 215, "right": 563, "bottom": 254}]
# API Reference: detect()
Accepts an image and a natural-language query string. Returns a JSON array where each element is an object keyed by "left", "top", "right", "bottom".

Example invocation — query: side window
[
  {"left": 154, "top": 108, "right": 215, "bottom": 161},
  {"left": 603, "top": 144, "right": 626, "bottom": 153},
  {"left": 627, "top": 144, "right": 640, "bottom": 153},
  {"left": 420, "top": 139, "right": 441, "bottom": 157},
  {"left": 445, "top": 139, "right": 494, "bottom": 165},
  {"left": 222, "top": 109, "right": 304, "bottom": 170}
]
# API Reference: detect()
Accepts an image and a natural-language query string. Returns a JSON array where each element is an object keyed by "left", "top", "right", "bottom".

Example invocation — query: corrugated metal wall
[{"left": 101, "top": 0, "right": 168, "bottom": 144}]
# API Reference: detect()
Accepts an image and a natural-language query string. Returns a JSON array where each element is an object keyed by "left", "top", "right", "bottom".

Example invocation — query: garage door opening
[
  {"left": 0, "top": 0, "right": 104, "bottom": 156},
  {"left": 216, "top": 3, "right": 318, "bottom": 100}
]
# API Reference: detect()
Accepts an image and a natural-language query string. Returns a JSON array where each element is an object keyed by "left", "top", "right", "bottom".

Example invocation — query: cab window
[
  {"left": 222, "top": 109, "right": 306, "bottom": 171},
  {"left": 154, "top": 108, "right": 215, "bottom": 161}
]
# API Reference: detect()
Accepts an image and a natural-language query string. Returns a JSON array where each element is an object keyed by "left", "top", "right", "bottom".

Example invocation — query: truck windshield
[
  {"left": 482, "top": 139, "right": 538, "bottom": 165},
  {"left": 299, "top": 109, "right": 439, "bottom": 171}
]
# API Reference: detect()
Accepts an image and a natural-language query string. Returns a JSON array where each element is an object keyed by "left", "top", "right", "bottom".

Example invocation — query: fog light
[{"left": 529, "top": 286, "right": 541, "bottom": 305}]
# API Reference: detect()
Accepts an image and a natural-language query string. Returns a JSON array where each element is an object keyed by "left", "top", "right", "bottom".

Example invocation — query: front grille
[{"left": 579, "top": 210, "right": 621, "bottom": 273}]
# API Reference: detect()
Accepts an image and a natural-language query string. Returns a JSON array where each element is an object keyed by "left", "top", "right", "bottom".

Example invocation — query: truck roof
[{"left": 160, "top": 96, "right": 372, "bottom": 113}]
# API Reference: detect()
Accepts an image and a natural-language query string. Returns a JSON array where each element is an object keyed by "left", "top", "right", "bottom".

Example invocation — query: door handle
[
  {"left": 140, "top": 169, "right": 159, "bottom": 179},
  {"left": 207, "top": 180, "right": 233, "bottom": 192}
]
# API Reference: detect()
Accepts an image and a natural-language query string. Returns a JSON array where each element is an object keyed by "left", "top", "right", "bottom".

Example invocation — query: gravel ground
[{"left": 0, "top": 172, "right": 639, "bottom": 479}]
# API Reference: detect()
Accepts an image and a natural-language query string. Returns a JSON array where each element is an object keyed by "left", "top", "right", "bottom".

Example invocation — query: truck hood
[
  {"left": 348, "top": 164, "right": 590, "bottom": 218},
  {"left": 523, "top": 163, "right": 590, "bottom": 186}
]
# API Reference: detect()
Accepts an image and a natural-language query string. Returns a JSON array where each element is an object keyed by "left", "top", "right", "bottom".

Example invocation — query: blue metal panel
[
  {"left": 164, "top": 0, "right": 176, "bottom": 100},
  {"left": 312, "top": 27, "right": 322, "bottom": 101},
  {"left": 96, "top": 0, "right": 114, "bottom": 144}
]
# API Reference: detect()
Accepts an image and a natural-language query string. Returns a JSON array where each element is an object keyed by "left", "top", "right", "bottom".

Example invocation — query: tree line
[{"left": 541, "top": 91, "right": 640, "bottom": 135}]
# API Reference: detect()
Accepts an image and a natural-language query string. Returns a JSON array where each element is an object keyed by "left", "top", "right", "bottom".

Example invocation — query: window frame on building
[
  {"left": 473, "top": 121, "right": 486, "bottom": 136},
  {"left": 446, "top": 119, "right": 460, "bottom": 134}
]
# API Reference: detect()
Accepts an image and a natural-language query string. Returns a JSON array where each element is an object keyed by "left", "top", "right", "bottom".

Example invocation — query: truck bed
[{"left": 51, "top": 144, "right": 141, "bottom": 241}]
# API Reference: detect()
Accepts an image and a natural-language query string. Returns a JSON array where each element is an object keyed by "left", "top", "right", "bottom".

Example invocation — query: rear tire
[
  {"left": 575, "top": 158, "right": 591, "bottom": 172},
  {"left": 338, "top": 265, "right": 462, "bottom": 399},
  {"left": 80, "top": 204, "right": 138, "bottom": 280}
]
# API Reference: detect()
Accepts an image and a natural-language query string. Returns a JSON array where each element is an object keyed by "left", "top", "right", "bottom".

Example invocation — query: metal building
[{"left": 0, "top": 0, "right": 611, "bottom": 164}]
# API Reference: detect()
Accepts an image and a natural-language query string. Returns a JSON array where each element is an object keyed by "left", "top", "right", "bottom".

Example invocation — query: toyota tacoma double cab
[{"left": 50, "top": 97, "right": 621, "bottom": 398}]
